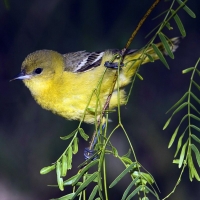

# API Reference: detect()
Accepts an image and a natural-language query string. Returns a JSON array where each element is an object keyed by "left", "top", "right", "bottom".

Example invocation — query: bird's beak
[{"left": 10, "top": 69, "right": 32, "bottom": 82}]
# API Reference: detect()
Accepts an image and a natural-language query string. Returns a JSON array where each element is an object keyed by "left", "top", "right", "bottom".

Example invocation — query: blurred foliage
[{"left": 3, "top": 0, "right": 10, "bottom": 10}]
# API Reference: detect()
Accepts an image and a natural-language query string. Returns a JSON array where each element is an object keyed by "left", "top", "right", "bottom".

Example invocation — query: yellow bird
[{"left": 13, "top": 38, "right": 179, "bottom": 123}]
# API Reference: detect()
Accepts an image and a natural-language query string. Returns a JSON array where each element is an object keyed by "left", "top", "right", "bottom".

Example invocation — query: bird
[{"left": 13, "top": 38, "right": 179, "bottom": 124}]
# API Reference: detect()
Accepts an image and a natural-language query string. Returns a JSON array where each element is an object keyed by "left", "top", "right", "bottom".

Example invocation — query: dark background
[{"left": 0, "top": 0, "right": 200, "bottom": 199}]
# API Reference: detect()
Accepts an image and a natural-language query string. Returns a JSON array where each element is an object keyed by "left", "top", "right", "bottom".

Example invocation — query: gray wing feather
[{"left": 63, "top": 51, "right": 104, "bottom": 73}]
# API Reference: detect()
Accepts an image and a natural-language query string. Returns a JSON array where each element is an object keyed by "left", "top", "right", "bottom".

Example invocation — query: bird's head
[{"left": 12, "top": 50, "right": 64, "bottom": 95}]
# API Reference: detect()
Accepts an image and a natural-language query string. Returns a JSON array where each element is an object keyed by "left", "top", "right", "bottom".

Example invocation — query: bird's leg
[
  {"left": 104, "top": 61, "right": 124, "bottom": 69},
  {"left": 84, "top": 123, "right": 106, "bottom": 160}
]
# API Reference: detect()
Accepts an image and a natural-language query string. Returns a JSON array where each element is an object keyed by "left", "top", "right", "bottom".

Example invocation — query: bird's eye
[{"left": 34, "top": 68, "right": 43, "bottom": 74}]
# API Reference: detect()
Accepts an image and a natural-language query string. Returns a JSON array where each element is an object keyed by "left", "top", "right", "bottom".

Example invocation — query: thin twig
[{"left": 121, "top": 0, "right": 161, "bottom": 55}]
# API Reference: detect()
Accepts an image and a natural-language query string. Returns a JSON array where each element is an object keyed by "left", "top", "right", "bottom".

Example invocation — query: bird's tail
[{"left": 121, "top": 37, "right": 180, "bottom": 82}]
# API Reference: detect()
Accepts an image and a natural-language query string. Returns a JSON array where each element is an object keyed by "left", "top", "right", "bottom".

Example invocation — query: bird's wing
[
  {"left": 63, "top": 51, "right": 105, "bottom": 73},
  {"left": 63, "top": 49, "right": 138, "bottom": 73}
]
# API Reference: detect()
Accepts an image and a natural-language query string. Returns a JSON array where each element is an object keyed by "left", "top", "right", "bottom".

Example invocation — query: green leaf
[
  {"left": 73, "top": 160, "right": 99, "bottom": 186},
  {"left": 67, "top": 146, "right": 72, "bottom": 170},
  {"left": 145, "top": 53, "right": 154, "bottom": 62},
  {"left": 166, "top": 92, "right": 188, "bottom": 114},
  {"left": 72, "top": 137, "right": 79, "bottom": 154},
  {"left": 60, "top": 129, "right": 78, "bottom": 140},
  {"left": 190, "top": 114, "right": 200, "bottom": 122},
  {"left": 109, "top": 162, "right": 137, "bottom": 188},
  {"left": 158, "top": 32, "right": 174, "bottom": 59},
  {"left": 194, "top": 68, "right": 200, "bottom": 76},
  {"left": 98, "top": 178, "right": 103, "bottom": 198},
  {"left": 172, "top": 102, "right": 188, "bottom": 115},
  {"left": 174, "top": 131, "right": 185, "bottom": 157},
  {"left": 87, "top": 107, "right": 97, "bottom": 114},
  {"left": 61, "top": 155, "right": 67, "bottom": 177},
  {"left": 173, "top": 159, "right": 180, "bottom": 164},
  {"left": 190, "top": 103, "right": 200, "bottom": 115},
  {"left": 191, "top": 134, "right": 200, "bottom": 144},
  {"left": 168, "top": 126, "right": 179, "bottom": 148},
  {"left": 56, "top": 161, "right": 64, "bottom": 191},
  {"left": 182, "top": 67, "right": 195, "bottom": 74},
  {"left": 152, "top": 43, "right": 169, "bottom": 69},
  {"left": 179, "top": 141, "right": 188, "bottom": 168},
  {"left": 126, "top": 185, "right": 142, "bottom": 200},
  {"left": 191, "top": 125, "right": 200, "bottom": 133},
  {"left": 50, "top": 193, "right": 75, "bottom": 200},
  {"left": 163, "top": 117, "right": 172, "bottom": 130},
  {"left": 193, "top": 167, "right": 200, "bottom": 181},
  {"left": 190, "top": 92, "right": 200, "bottom": 104},
  {"left": 63, "top": 174, "right": 80, "bottom": 186},
  {"left": 79, "top": 128, "right": 89, "bottom": 141},
  {"left": 121, "top": 177, "right": 140, "bottom": 200},
  {"left": 145, "top": 186, "right": 158, "bottom": 198},
  {"left": 188, "top": 156, "right": 194, "bottom": 181},
  {"left": 165, "top": 22, "right": 173, "bottom": 30},
  {"left": 122, "top": 149, "right": 132, "bottom": 158},
  {"left": 112, "top": 146, "right": 118, "bottom": 157},
  {"left": 136, "top": 73, "right": 144, "bottom": 80},
  {"left": 88, "top": 185, "right": 98, "bottom": 200},
  {"left": 40, "top": 165, "right": 55, "bottom": 174},
  {"left": 121, "top": 157, "right": 133, "bottom": 165},
  {"left": 192, "top": 80, "right": 200, "bottom": 91},
  {"left": 191, "top": 144, "right": 200, "bottom": 167},
  {"left": 141, "top": 172, "right": 155, "bottom": 184},
  {"left": 188, "top": 156, "right": 200, "bottom": 181},
  {"left": 72, "top": 172, "right": 98, "bottom": 200},
  {"left": 171, "top": 9, "right": 186, "bottom": 37},
  {"left": 176, "top": 0, "right": 196, "bottom": 18},
  {"left": 85, "top": 173, "right": 98, "bottom": 183}
]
